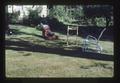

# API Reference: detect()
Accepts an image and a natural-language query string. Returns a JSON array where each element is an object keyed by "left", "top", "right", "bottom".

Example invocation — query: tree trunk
[
  {"left": 5, "top": 6, "right": 9, "bottom": 31},
  {"left": 22, "top": 5, "right": 25, "bottom": 16},
  {"left": 106, "top": 17, "right": 110, "bottom": 28},
  {"left": 12, "top": 5, "right": 14, "bottom": 13},
  {"left": 91, "top": 16, "right": 96, "bottom": 26}
]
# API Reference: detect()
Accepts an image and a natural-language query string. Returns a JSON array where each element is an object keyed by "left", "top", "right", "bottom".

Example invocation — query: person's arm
[{"left": 44, "top": 30, "right": 49, "bottom": 37}]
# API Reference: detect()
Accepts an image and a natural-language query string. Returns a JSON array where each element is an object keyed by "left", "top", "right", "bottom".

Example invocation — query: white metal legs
[
  {"left": 82, "top": 37, "right": 102, "bottom": 53},
  {"left": 82, "top": 28, "right": 106, "bottom": 53}
]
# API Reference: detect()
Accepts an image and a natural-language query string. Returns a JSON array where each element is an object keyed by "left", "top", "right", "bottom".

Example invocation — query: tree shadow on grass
[
  {"left": 9, "top": 29, "right": 44, "bottom": 39},
  {"left": 5, "top": 39, "right": 113, "bottom": 61},
  {"left": 47, "top": 18, "right": 113, "bottom": 42}
]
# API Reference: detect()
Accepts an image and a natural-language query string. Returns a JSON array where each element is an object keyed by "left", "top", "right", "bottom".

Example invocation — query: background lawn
[{"left": 5, "top": 24, "right": 114, "bottom": 77}]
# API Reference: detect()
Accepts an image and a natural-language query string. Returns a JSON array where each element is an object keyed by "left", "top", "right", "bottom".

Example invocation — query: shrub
[
  {"left": 95, "top": 17, "right": 106, "bottom": 27},
  {"left": 48, "top": 6, "right": 84, "bottom": 24},
  {"left": 22, "top": 16, "right": 30, "bottom": 26},
  {"left": 27, "top": 9, "right": 42, "bottom": 26},
  {"left": 7, "top": 11, "right": 20, "bottom": 24}
]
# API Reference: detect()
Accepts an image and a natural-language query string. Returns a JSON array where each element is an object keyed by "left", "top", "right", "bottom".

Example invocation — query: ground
[{"left": 5, "top": 24, "right": 114, "bottom": 77}]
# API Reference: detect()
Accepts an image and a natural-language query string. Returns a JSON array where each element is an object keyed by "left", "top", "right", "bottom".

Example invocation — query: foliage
[
  {"left": 27, "top": 9, "right": 41, "bottom": 26},
  {"left": 20, "top": 7, "right": 43, "bottom": 26},
  {"left": 83, "top": 5, "right": 113, "bottom": 17},
  {"left": 22, "top": 16, "right": 30, "bottom": 26},
  {"left": 48, "top": 5, "right": 113, "bottom": 27},
  {"left": 49, "top": 6, "right": 69, "bottom": 23},
  {"left": 28, "top": 9, "right": 39, "bottom": 20},
  {"left": 95, "top": 17, "right": 106, "bottom": 27},
  {"left": 48, "top": 6, "right": 84, "bottom": 24},
  {"left": 83, "top": 5, "right": 113, "bottom": 27},
  {"left": 7, "top": 5, "right": 113, "bottom": 27},
  {"left": 7, "top": 11, "right": 20, "bottom": 24}
]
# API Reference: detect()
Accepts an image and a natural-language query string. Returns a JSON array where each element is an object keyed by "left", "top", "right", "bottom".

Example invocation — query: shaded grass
[
  {"left": 6, "top": 25, "right": 113, "bottom": 55},
  {"left": 5, "top": 24, "right": 114, "bottom": 77}
]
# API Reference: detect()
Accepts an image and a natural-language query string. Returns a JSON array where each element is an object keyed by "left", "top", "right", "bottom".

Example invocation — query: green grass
[{"left": 5, "top": 24, "right": 114, "bottom": 77}]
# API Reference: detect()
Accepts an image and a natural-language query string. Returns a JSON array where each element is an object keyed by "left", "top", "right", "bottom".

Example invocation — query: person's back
[
  {"left": 40, "top": 22, "right": 58, "bottom": 40},
  {"left": 41, "top": 23, "right": 52, "bottom": 38},
  {"left": 41, "top": 23, "right": 50, "bottom": 30}
]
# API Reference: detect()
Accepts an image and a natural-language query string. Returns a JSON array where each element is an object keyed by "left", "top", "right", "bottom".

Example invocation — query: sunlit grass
[{"left": 6, "top": 49, "right": 113, "bottom": 77}]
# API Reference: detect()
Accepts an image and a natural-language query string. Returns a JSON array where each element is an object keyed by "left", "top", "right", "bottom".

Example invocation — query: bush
[
  {"left": 48, "top": 6, "right": 84, "bottom": 24},
  {"left": 95, "top": 17, "right": 106, "bottom": 27},
  {"left": 28, "top": 9, "right": 42, "bottom": 26},
  {"left": 7, "top": 11, "right": 20, "bottom": 24},
  {"left": 22, "top": 16, "right": 30, "bottom": 26}
]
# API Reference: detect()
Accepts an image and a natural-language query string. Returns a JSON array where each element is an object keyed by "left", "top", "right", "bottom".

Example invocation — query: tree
[
  {"left": 83, "top": 5, "right": 113, "bottom": 27},
  {"left": 48, "top": 5, "right": 84, "bottom": 24},
  {"left": 27, "top": 6, "right": 42, "bottom": 26},
  {"left": 5, "top": 5, "right": 12, "bottom": 35},
  {"left": 5, "top": 6, "right": 9, "bottom": 31},
  {"left": 11, "top": 5, "right": 14, "bottom": 13},
  {"left": 22, "top": 5, "right": 25, "bottom": 17}
]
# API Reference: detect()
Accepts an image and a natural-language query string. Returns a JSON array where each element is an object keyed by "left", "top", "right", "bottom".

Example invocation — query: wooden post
[
  {"left": 76, "top": 26, "right": 78, "bottom": 45},
  {"left": 67, "top": 26, "right": 69, "bottom": 46}
]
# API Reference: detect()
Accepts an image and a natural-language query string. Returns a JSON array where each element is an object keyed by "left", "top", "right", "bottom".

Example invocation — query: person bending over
[{"left": 40, "top": 23, "right": 58, "bottom": 40}]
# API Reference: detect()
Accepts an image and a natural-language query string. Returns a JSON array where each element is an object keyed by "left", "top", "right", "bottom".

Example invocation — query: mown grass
[{"left": 5, "top": 24, "right": 114, "bottom": 77}]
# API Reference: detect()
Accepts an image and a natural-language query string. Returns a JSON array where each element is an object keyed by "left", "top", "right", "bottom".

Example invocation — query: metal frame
[
  {"left": 82, "top": 28, "right": 106, "bottom": 53},
  {"left": 66, "top": 25, "right": 79, "bottom": 47}
]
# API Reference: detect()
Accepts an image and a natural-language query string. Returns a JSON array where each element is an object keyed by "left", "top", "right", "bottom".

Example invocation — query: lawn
[{"left": 5, "top": 24, "right": 114, "bottom": 77}]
